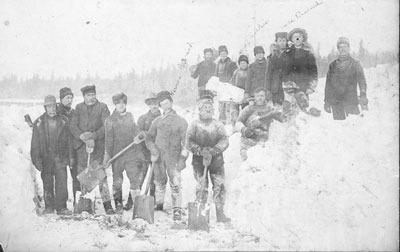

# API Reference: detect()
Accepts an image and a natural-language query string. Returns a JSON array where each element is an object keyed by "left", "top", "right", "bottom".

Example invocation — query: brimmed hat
[
  {"left": 59, "top": 87, "right": 74, "bottom": 100},
  {"left": 156, "top": 90, "right": 173, "bottom": 103},
  {"left": 145, "top": 92, "right": 158, "bottom": 105},
  {"left": 288, "top": 28, "right": 308, "bottom": 42},
  {"left": 337, "top": 37, "right": 350, "bottom": 48},
  {"left": 112, "top": 92, "right": 127, "bottom": 104},
  {"left": 238, "top": 55, "right": 249, "bottom": 64},
  {"left": 80, "top": 85, "right": 96, "bottom": 96},
  {"left": 275, "top": 32, "right": 288, "bottom": 41},
  {"left": 218, "top": 45, "right": 228, "bottom": 54},
  {"left": 43, "top": 95, "right": 57, "bottom": 106}
]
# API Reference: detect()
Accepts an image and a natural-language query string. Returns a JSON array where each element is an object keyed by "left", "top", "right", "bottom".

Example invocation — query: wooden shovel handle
[
  {"left": 143, "top": 161, "right": 156, "bottom": 196},
  {"left": 106, "top": 135, "right": 145, "bottom": 167}
]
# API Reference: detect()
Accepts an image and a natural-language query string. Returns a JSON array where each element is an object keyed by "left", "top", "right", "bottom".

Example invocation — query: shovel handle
[
  {"left": 142, "top": 161, "right": 156, "bottom": 196},
  {"left": 106, "top": 135, "right": 145, "bottom": 166}
]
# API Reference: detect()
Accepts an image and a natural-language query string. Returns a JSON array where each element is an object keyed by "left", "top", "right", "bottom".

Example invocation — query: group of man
[{"left": 30, "top": 26, "right": 368, "bottom": 223}]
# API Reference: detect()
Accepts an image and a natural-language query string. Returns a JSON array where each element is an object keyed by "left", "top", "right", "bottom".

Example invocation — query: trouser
[
  {"left": 229, "top": 102, "right": 240, "bottom": 125},
  {"left": 192, "top": 156, "right": 226, "bottom": 204},
  {"left": 41, "top": 156, "right": 68, "bottom": 212},
  {"left": 240, "top": 134, "right": 268, "bottom": 161},
  {"left": 112, "top": 153, "right": 145, "bottom": 201},
  {"left": 69, "top": 151, "right": 80, "bottom": 203},
  {"left": 218, "top": 101, "right": 231, "bottom": 124},
  {"left": 331, "top": 103, "right": 360, "bottom": 120},
  {"left": 272, "top": 90, "right": 284, "bottom": 105},
  {"left": 153, "top": 149, "right": 182, "bottom": 209},
  {"left": 76, "top": 145, "right": 111, "bottom": 203}
]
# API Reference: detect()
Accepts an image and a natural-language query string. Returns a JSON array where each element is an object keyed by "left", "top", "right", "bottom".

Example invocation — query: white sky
[{"left": 0, "top": 0, "right": 398, "bottom": 79}]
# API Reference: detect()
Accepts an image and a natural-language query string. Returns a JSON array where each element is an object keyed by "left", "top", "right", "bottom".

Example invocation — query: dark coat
[
  {"left": 69, "top": 101, "right": 110, "bottom": 156},
  {"left": 245, "top": 59, "right": 268, "bottom": 96},
  {"left": 186, "top": 118, "right": 229, "bottom": 167},
  {"left": 214, "top": 57, "right": 238, "bottom": 83},
  {"left": 31, "top": 113, "right": 71, "bottom": 170},
  {"left": 191, "top": 60, "right": 216, "bottom": 88},
  {"left": 230, "top": 68, "right": 248, "bottom": 90},
  {"left": 324, "top": 56, "right": 367, "bottom": 105},
  {"left": 283, "top": 45, "right": 318, "bottom": 93},
  {"left": 137, "top": 110, "right": 161, "bottom": 159},
  {"left": 266, "top": 52, "right": 288, "bottom": 94}
]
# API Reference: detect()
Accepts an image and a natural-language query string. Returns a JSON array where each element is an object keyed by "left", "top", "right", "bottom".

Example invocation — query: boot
[
  {"left": 114, "top": 191, "right": 123, "bottom": 215},
  {"left": 103, "top": 201, "right": 115, "bottom": 215},
  {"left": 216, "top": 203, "right": 231, "bottom": 223},
  {"left": 173, "top": 208, "right": 182, "bottom": 221},
  {"left": 43, "top": 208, "right": 55, "bottom": 214},
  {"left": 57, "top": 208, "right": 72, "bottom": 216},
  {"left": 123, "top": 192, "right": 133, "bottom": 211},
  {"left": 155, "top": 203, "right": 163, "bottom": 211}
]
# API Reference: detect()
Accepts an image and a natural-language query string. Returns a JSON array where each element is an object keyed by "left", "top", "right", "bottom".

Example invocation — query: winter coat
[
  {"left": 137, "top": 109, "right": 161, "bottom": 159},
  {"left": 214, "top": 57, "right": 238, "bottom": 83},
  {"left": 31, "top": 113, "right": 72, "bottom": 170},
  {"left": 324, "top": 56, "right": 367, "bottom": 106},
  {"left": 283, "top": 45, "right": 318, "bottom": 93},
  {"left": 57, "top": 103, "right": 75, "bottom": 159},
  {"left": 191, "top": 60, "right": 217, "bottom": 88},
  {"left": 245, "top": 59, "right": 268, "bottom": 96},
  {"left": 69, "top": 101, "right": 110, "bottom": 156},
  {"left": 186, "top": 118, "right": 229, "bottom": 167},
  {"left": 230, "top": 68, "right": 248, "bottom": 90},
  {"left": 266, "top": 51, "right": 288, "bottom": 94},
  {"left": 145, "top": 110, "right": 188, "bottom": 162},
  {"left": 104, "top": 110, "right": 143, "bottom": 158}
]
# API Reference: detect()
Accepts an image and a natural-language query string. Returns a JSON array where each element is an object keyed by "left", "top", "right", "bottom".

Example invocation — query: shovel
[
  {"left": 75, "top": 147, "right": 96, "bottom": 214},
  {"left": 77, "top": 134, "right": 144, "bottom": 193},
  {"left": 132, "top": 160, "right": 156, "bottom": 223},
  {"left": 188, "top": 154, "right": 212, "bottom": 232}
]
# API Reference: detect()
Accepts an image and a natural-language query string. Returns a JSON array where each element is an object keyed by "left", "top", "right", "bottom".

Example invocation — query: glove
[
  {"left": 199, "top": 147, "right": 211, "bottom": 157},
  {"left": 305, "top": 88, "right": 314, "bottom": 95},
  {"left": 208, "top": 147, "right": 220, "bottom": 156},
  {"left": 80, "top": 132, "right": 96, "bottom": 141},
  {"left": 324, "top": 103, "right": 331, "bottom": 113},
  {"left": 180, "top": 149, "right": 189, "bottom": 160},
  {"left": 69, "top": 158, "right": 76, "bottom": 169},
  {"left": 103, "top": 152, "right": 111, "bottom": 167},
  {"left": 85, "top": 139, "right": 95, "bottom": 149},
  {"left": 177, "top": 157, "right": 186, "bottom": 171},
  {"left": 192, "top": 145, "right": 202, "bottom": 156},
  {"left": 150, "top": 147, "right": 159, "bottom": 162},
  {"left": 136, "top": 131, "right": 147, "bottom": 141},
  {"left": 359, "top": 96, "right": 368, "bottom": 106},
  {"left": 34, "top": 161, "right": 43, "bottom": 172},
  {"left": 241, "top": 127, "right": 255, "bottom": 138}
]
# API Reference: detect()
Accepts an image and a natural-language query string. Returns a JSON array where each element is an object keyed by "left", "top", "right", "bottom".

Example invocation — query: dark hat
[
  {"left": 203, "top": 48, "right": 213, "bottom": 55},
  {"left": 59, "top": 87, "right": 74, "bottom": 100},
  {"left": 275, "top": 32, "right": 288, "bottom": 41},
  {"left": 253, "top": 46, "right": 265, "bottom": 55},
  {"left": 80, "top": 85, "right": 96, "bottom": 96},
  {"left": 238, "top": 55, "right": 249, "bottom": 64},
  {"left": 145, "top": 92, "right": 158, "bottom": 105},
  {"left": 288, "top": 28, "right": 308, "bottom": 42},
  {"left": 218, "top": 45, "right": 228, "bottom": 54},
  {"left": 199, "top": 90, "right": 215, "bottom": 102},
  {"left": 156, "top": 90, "right": 173, "bottom": 103},
  {"left": 337, "top": 37, "right": 350, "bottom": 48},
  {"left": 112, "top": 92, "right": 127, "bottom": 104},
  {"left": 43, "top": 95, "right": 57, "bottom": 106}
]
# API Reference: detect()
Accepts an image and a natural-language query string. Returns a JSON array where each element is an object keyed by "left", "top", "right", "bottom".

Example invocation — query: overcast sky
[{"left": 0, "top": 0, "right": 398, "bottom": 79}]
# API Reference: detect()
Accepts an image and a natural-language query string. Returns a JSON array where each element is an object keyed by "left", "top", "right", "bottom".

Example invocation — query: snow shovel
[
  {"left": 188, "top": 154, "right": 212, "bottom": 232},
  {"left": 77, "top": 134, "right": 145, "bottom": 193}
]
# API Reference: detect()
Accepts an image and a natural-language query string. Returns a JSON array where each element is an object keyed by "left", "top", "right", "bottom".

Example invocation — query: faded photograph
[{"left": 0, "top": 0, "right": 398, "bottom": 251}]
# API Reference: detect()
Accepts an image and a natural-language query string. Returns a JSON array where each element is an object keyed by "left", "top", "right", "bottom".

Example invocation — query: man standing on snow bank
[
  {"left": 31, "top": 95, "right": 72, "bottom": 215},
  {"left": 186, "top": 98, "right": 231, "bottom": 223},
  {"left": 56, "top": 87, "right": 80, "bottom": 205},
  {"left": 145, "top": 91, "right": 188, "bottom": 221},
  {"left": 245, "top": 46, "right": 270, "bottom": 102},
  {"left": 236, "top": 87, "right": 285, "bottom": 161},
  {"left": 70, "top": 85, "right": 115, "bottom": 215},
  {"left": 191, "top": 48, "right": 217, "bottom": 97},
  {"left": 324, "top": 37, "right": 368, "bottom": 120}
]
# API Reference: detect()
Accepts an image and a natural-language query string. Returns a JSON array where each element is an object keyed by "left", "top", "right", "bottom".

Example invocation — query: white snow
[{"left": 0, "top": 64, "right": 398, "bottom": 251}]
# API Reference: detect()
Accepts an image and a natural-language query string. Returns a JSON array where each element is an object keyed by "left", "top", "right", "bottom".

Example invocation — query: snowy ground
[{"left": 0, "top": 64, "right": 398, "bottom": 251}]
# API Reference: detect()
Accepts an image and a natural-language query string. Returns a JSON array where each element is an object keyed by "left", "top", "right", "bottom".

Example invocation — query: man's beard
[{"left": 199, "top": 111, "right": 213, "bottom": 120}]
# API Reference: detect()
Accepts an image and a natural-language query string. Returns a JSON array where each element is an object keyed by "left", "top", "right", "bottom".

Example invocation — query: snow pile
[
  {"left": 226, "top": 63, "right": 399, "bottom": 250},
  {"left": 206, "top": 76, "right": 244, "bottom": 103}
]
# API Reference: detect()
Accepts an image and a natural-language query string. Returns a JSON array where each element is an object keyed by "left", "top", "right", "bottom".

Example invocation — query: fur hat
[
  {"left": 203, "top": 48, "right": 213, "bottom": 55},
  {"left": 145, "top": 92, "right": 158, "bottom": 105},
  {"left": 156, "top": 90, "right": 173, "bottom": 103},
  {"left": 337, "top": 37, "right": 350, "bottom": 48},
  {"left": 80, "top": 85, "right": 96, "bottom": 96},
  {"left": 238, "top": 55, "right": 249, "bottom": 64},
  {"left": 288, "top": 28, "right": 308, "bottom": 42},
  {"left": 43, "top": 95, "right": 57, "bottom": 106},
  {"left": 253, "top": 46, "right": 265, "bottom": 55},
  {"left": 275, "top": 32, "right": 288, "bottom": 41},
  {"left": 59, "top": 87, "right": 74, "bottom": 100},
  {"left": 218, "top": 45, "right": 228, "bottom": 54},
  {"left": 112, "top": 92, "right": 127, "bottom": 105},
  {"left": 198, "top": 90, "right": 215, "bottom": 103}
]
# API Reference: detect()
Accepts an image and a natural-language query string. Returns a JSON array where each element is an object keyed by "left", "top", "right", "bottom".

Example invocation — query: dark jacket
[
  {"left": 186, "top": 118, "right": 229, "bottom": 167},
  {"left": 191, "top": 60, "right": 217, "bottom": 88},
  {"left": 245, "top": 58, "right": 268, "bottom": 96},
  {"left": 283, "top": 45, "right": 318, "bottom": 93},
  {"left": 57, "top": 103, "right": 75, "bottom": 159},
  {"left": 230, "top": 68, "right": 248, "bottom": 90},
  {"left": 69, "top": 101, "right": 110, "bottom": 154},
  {"left": 137, "top": 109, "right": 161, "bottom": 159},
  {"left": 104, "top": 110, "right": 143, "bottom": 158},
  {"left": 214, "top": 57, "right": 238, "bottom": 83},
  {"left": 266, "top": 51, "right": 288, "bottom": 94},
  {"left": 325, "top": 56, "right": 367, "bottom": 105},
  {"left": 31, "top": 113, "right": 71, "bottom": 169}
]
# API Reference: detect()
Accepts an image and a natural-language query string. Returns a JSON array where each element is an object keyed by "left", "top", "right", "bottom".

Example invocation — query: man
[
  {"left": 31, "top": 95, "right": 72, "bottom": 215},
  {"left": 230, "top": 55, "right": 249, "bottom": 124},
  {"left": 56, "top": 87, "right": 80, "bottom": 205},
  {"left": 324, "top": 37, "right": 368, "bottom": 120},
  {"left": 266, "top": 32, "right": 289, "bottom": 105},
  {"left": 124, "top": 93, "right": 161, "bottom": 211},
  {"left": 191, "top": 48, "right": 217, "bottom": 97},
  {"left": 245, "top": 46, "right": 269, "bottom": 102},
  {"left": 214, "top": 45, "right": 238, "bottom": 124},
  {"left": 145, "top": 91, "right": 188, "bottom": 221},
  {"left": 283, "top": 28, "right": 318, "bottom": 101},
  {"left": 70, "top": 85, "right": 115, "bottom": 214},
  {"left": 185, "top": 99, "right": 231, "bottom": 223},
  {"left": 104, "top": 92, "right": 146, "bottom": 214},
  {"left": 236, "top": 87, "right": 285, "bottom": 161}
]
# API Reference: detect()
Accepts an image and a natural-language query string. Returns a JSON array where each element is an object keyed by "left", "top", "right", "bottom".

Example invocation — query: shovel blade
[
  {"left": 77, "top": 160, "right": 106, "bottom": 193},
  {"left": 133, "top": 195, "right": 155, "bottom": 224},
  {"left": 188, "top": 202, "right": 210, "bottom": 232},
  {"left": 74, "top": 197, "right": 94, "bottom": 214}
]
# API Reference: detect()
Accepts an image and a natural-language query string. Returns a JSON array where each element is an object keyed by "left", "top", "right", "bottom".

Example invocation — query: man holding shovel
[
  {"left": 186, "top": 98, "right": 231, "bottom": 223},
  {"left": 104, "top": 92, "right": 147, "bottom": 214},
  {"left": 70, "top": 85, "right": 115, "bottom": 215},
  {"left": 145, "top": 90, "right": 188, "bottom": 221}
]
